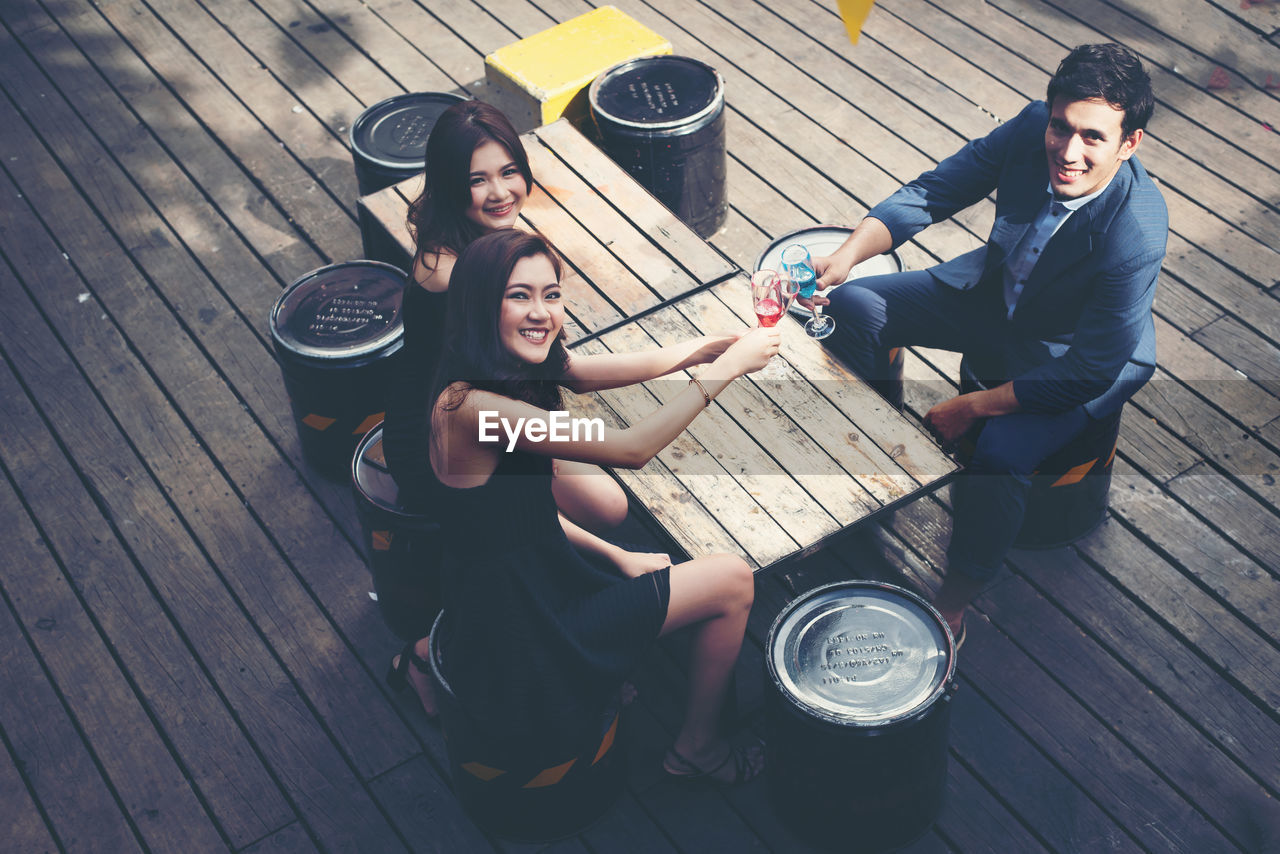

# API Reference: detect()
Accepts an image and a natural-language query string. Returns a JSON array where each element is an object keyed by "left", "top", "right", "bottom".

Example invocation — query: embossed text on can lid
[
  {"left": 589, "top": 56, "right": 723, "bottom": 130},
  {"left": 768, "top": 581, "right": 954, "bottom": 727},
  {"left": 271, "top": 261, "right": 405, "bottom": 361}
]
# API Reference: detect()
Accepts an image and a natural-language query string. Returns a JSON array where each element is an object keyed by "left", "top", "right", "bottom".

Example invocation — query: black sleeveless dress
[{"left": 430, "top": 449, "right": 671, "bottom": 764}]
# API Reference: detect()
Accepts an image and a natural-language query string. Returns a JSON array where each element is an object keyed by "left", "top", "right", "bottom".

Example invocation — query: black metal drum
[
  {"left": 589, "top": 55, "right": 727, "bottom": 238},
  {"left": 428, "top": 612, "right": 625, "bottom": 841},
  {"left": 351, "top": 424, "right": 440, "bottom": 641},
  {"left": 270, "top": 261, "right": 405, "bottom": 479},
  {"left": 349, "top": 92, "right": 465, "bottom": 195},
  {"left": 757, "top": 226, "right": 906, "bottom": 408},
  {"left": 765, "top": 581, "right": 958, "bottom": 852},
  {"left": 958, "top": 354, "right": 1122, "bottom": 548}
]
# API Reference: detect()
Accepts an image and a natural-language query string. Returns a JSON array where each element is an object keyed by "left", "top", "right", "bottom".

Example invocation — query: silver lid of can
[
  {"left": 271, "top": 261, "right": 405, "bottom": 361},
  {"left": 589, "top": 55, "right": 723, "bottom": 131},
  {"left": 768, "top": 581, "right": 954, "bottom": 726}
]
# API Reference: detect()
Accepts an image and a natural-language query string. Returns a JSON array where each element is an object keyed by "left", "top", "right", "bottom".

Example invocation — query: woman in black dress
[
  {"left": 389, "top": 98, "right": 625, "bottom": 534},
  {"left": 383, "top": 101, "right": 742, "bottom": 725},
  {"left": 425, "top": 229, "right": 776, "bottom": 783}
]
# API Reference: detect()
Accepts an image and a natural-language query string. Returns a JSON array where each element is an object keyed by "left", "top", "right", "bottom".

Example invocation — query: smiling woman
[{"left": 420, "top": 228, "right": 779, "bottom": 795}]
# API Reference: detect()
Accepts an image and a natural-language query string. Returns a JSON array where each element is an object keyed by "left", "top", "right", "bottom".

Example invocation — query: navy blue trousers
[{"left": 825, "top": 270, "right": 1089, "bottom": 582}]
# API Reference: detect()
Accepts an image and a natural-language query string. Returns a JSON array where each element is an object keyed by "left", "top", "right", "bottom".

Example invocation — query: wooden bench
[{"left": 359, "top": 120, "right": 959, "bottom": 571}]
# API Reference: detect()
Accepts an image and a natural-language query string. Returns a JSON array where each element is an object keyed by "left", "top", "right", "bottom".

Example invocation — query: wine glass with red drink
[{"left": 751, "top": 269, "right": 798, "bottom": 328}]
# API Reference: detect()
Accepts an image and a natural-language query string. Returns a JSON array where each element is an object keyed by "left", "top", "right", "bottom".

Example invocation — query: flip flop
[
  {"left": 663, "top": 742, "right": 763, "bottom": 785},
  {"left": 954, "top": 621, "right": 967, "bottom": 653}
]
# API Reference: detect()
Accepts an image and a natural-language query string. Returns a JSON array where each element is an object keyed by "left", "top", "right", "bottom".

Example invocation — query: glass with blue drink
[{"left": 781, "top": 244, "right": 835, "bottom": 340}]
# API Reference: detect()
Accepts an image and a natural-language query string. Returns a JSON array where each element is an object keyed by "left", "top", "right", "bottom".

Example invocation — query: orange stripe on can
[
  {"left": 353, "top": 412, "right": 385, "bottom": 436},
  {"left": 524, "top": 758, "right": 576, "bottom": 788},
  {"left": 592, "top": 713, "right": 619, "bottom": 765},
  {"left": 461, "top": 762, "right": 506, "bottom": 781},
  {"left": 372, "top": 530, "right": 393, "bottom": 551},
  {"left": 301, "top": 414, "right": 337, "bottom": 431},
  {"left": 1051, "top": 458, "right": 1097, "bottom": 488}
]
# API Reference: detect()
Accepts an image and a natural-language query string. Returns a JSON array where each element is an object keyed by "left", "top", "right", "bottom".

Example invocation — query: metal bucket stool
[
  {"left": 351, "top": 424, "right": 440, "bottom": 641},
  {"left": 350, "top": 92, "right": 465, "bottom": 266},
  {"left": 349, "top": 92, "right": 465, "bottom": 195},
  {"left": 756, "top": 226, "right": 906, "bottom": 409},
  {"left": 270, "top": 261, "right": 406, "bottom": 479},
  {"left": 589, "top": 55, "right": 727, "bottom": 238},
  {"left": 765, "top": 581, "right": 958, "bottom": 853},
  {"left": 427, "top": 612, "right": 626, "bottom": 841},
  {"left": 958, "top": 354, "right": 1121, "bottom": 549}
]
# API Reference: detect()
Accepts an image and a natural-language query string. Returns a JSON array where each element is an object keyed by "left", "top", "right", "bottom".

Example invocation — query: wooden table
[{"left": 359, "top": 120, "right": 959, "bottom": 572}]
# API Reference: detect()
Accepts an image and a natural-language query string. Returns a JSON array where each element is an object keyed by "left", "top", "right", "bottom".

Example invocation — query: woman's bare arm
[{"left": 561, "top": 332, "right": 742, "bottom": 393}]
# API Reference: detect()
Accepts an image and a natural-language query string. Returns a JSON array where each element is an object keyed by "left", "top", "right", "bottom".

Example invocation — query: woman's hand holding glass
[{"left": 715, "top": 326, "right": 781, "bottom": 377}]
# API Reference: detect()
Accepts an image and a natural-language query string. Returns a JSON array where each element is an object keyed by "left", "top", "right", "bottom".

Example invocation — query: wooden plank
[
  {"left": 578, "top": 789, "right": 680, "bottom": 854},
  {"left": 975, "top": 561, "right": 1269, "bottom": 849},
  {"left": 82, "top": 0, "right": 361, "bottom": 262},
  {"left": 628, "top": 0, "right": 995, "bottom": 241},
  {"left": 0, "top": 736, "right": 59, "bottom": 854},
  {"left": 1018, "top": 532, "right": 1280, "bottom": 804},
  {"left": 0, "top": 523, "right": 143, "bottom": 854},
  {"left": 850, "top": 523, "right": 1216, "bottom": 851},
  {"left": 1131, "top": 369, "right": 1280, "bottom": 519},
  {"left": 0, "top": 334, "right": 251, "bottom": 849},
  {"left": 27, "top": 0, "right": 330, "bottom": 283},
  {"left": 239, "top": 822, "right": 320, "bottom": 854},
  {"left": 986, "top": 0, "right": 1280, "bottom": 165},
  {"left": 525, "top": 131, "right": 708, "bottom": 303},
  {"left": 1089, "top": 463, "right": 1280, "bottom": 715},
  {"left": 877, "top": 0, "right": 1280, "bottom": 261},
  {"left": 0, "top": 120, "right": 409, "bottom": 854},
  {"left": 368, "top": 756, "right": 496, "bottom": 853},
  {"left": 703, "top": 280, "right": 956, "bottom": 487},
  {"left": 1204, "top": 0, "right": 1280, "bottom": 36},
  {"left": 0, "top": 26, "right": 420, "bottom": 773},
  {"left": 533, "top": 120, "right": 737, "bottom": 284},
  {"left": 824, "top": 0, "right": 1280, "bottom": 335},
  {"left": 5, "top": 2, "right": 362, "bottom": 536},
  {"left": 1096, "top": 0, "right": 1280, "bottom": 94}
]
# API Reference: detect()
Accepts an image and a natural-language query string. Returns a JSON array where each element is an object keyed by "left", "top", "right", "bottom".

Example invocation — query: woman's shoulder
[{"left": 412, "top": 247, "right": 458, "bottom": 294}]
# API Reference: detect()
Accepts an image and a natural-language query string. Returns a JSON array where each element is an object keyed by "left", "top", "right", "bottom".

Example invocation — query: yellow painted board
[{"left": 485, "top": 6, "right": 671, "bottom": 128}]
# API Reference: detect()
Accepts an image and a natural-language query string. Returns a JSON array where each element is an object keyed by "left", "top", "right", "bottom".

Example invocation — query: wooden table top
[{"left": 360, "top": 119, "right": 959, "bottom": 571}]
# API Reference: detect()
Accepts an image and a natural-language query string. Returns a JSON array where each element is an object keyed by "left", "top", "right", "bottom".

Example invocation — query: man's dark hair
[{"left": 1047, "top": 43, "right": 1154, "bottom": 138}]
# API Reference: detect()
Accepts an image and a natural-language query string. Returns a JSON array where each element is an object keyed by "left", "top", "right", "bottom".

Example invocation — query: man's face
[{"left": 1044, "top": 97, "right": 1143, "bottom": 200}]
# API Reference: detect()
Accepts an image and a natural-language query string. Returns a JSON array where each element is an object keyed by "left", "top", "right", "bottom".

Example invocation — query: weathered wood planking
[
  {"left": 0, "top": 477, "right": 147, "bottom": 854},
  {"left": 0, "top": 173, "right": 290, "bottom": 848},
  {"left": 6, "top": 0, "right": 1280, "bottom": 850}
]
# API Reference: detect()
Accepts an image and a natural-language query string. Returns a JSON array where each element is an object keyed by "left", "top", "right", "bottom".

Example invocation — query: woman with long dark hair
[
  {"left": 425, "top": 229, "right": 776, "bottom": 783},
  {"left": 382, "top": 101, "right": 741, "bottom": 722}
]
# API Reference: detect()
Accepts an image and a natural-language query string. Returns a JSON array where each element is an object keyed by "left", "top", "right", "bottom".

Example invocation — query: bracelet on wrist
[{"left": 689, "top": 376, "right": 712, "bottom": 408}]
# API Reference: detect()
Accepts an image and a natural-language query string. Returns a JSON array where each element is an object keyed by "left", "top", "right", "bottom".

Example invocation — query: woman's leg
[
  {"left": 391, "top": 635, "right": 437, "bottom": 717},
  {"left": 659, "top": 553, "right": 761, "bottom": 780},
  {"left": 551, "top": 458, "right": 628, "bottom": 533}
]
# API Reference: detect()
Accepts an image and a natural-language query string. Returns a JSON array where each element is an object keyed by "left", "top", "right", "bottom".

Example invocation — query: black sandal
[
  {"left": 663, "top": 742, "right": 763, "bottom": 785},
  {"left": 386, "top": 642, "right": 437, "bottom": 721}
]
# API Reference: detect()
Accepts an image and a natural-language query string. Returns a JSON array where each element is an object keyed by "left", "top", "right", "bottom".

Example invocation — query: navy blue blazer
[{"left": 868, "top": 100, "right": 1168, "bottom": 417}]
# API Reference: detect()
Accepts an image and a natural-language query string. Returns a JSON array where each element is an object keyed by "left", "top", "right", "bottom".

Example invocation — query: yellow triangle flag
[{"left": 837, "top": 0, "right": 876, "bottom": 44}]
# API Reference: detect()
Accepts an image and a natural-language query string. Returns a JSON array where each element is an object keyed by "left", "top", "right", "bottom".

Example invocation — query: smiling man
[{"left": 812, "top": 43, "right": 1167, "bottom": 644}]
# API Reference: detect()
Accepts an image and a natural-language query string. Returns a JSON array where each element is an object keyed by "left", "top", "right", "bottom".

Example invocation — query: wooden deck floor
[{"left": 1, "top": 0, "right": 1278, "bottom": 851}]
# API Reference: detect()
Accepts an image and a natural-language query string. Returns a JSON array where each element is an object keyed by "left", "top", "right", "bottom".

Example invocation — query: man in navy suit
[{"left": 813, "top": 44, "right": 1168, "bottom": 644}]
